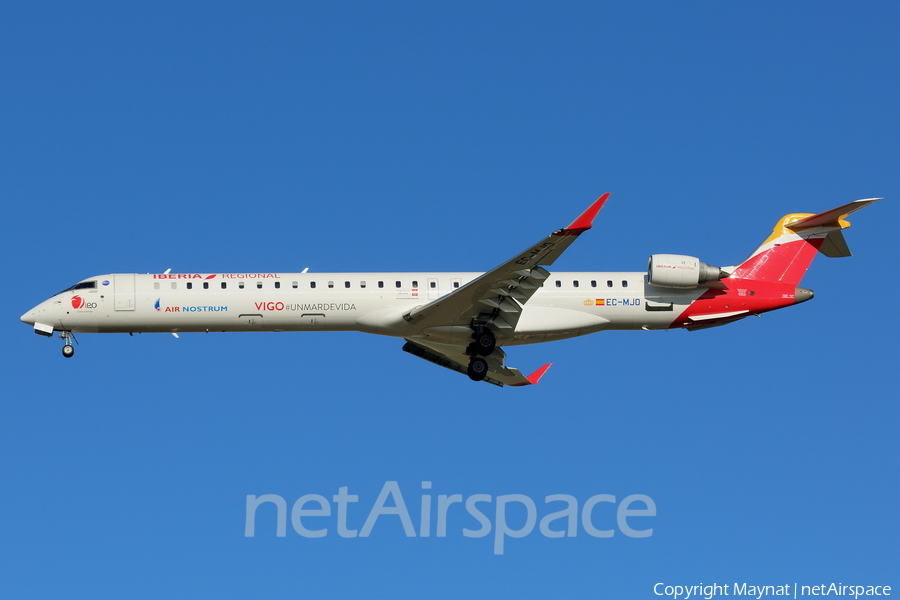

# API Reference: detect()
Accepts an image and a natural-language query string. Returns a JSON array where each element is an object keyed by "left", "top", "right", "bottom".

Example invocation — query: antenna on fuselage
[
  {"left": 301, "top": 268, "right": 309, "bottom": 273},
  {"left": 164, "top": 268, "right": 171, "bottom": 274}
]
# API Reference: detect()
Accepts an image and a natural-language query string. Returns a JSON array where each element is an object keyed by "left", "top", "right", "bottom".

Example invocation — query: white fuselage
[{"left": 22, "top": 272, "right": 706, "bottom": 345}]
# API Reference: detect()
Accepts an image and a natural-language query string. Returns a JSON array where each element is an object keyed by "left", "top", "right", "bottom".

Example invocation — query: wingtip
[
  {"left": 526, "top": 363, "right": 552, "bottom": 385},
  {"left": 565, "top": 193, "right": 610, "bottom": 232}
]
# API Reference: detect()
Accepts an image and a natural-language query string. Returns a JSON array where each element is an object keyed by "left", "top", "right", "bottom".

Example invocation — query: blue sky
[{"left": 1, "top": 2, "right": 897, "bottom": 598}]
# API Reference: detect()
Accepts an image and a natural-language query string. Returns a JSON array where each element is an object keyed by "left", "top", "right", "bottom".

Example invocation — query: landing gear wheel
[
  {"left": 471, "top": 329, "right": 496, "bottom": 356},
  {"left": 467, "top": 357, "right": 488, "bottom": 382},
  {"left": 62, "top": 345, "right": 74, "bottom": 358}
]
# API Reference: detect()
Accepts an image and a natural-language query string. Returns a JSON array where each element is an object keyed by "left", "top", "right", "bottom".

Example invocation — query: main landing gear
[
  {"left": 59, "top": 331, "right": 77, "bottom": 358},
  {"left": 467, "top": 357, "right": 488, "bottom": 381},
  {"left": 469, "top": 328, "right": 496, "bottom": 356},
  {"left": 466, "top": 327, "right": 496, "bottom": 381}
]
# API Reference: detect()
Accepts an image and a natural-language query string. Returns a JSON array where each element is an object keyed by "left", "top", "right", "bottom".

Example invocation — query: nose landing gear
[{"left": 59, "top": 331, "right": 78, "bottom": 358}]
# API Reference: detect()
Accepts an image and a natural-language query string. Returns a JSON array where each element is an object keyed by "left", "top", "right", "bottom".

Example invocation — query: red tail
[
  {"left": 729, "top": 199, "right": 879, "bottom": 285},
  {"left": 730, "top": 234, "right": 824, "bottom": 286}
]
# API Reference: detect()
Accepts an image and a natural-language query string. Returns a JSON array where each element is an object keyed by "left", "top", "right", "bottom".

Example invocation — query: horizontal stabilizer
[{"left": 787, "top": 198, "right": 881, "bottom": 229}]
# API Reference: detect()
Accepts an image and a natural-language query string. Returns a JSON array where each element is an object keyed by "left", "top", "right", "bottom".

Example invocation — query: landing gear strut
[
  {"left": 59, "top": 331, "right": 77, "bottom": 358},
  {"left": 467, "top": 357, "right": 488, "bottom": 381}
]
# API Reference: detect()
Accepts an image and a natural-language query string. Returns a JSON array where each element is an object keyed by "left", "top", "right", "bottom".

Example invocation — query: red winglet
[
  {"left": 526, "top": 363, "right": 552, "bottom": 385},
  {"left": 564, "top": 193, "right": 610, "bottom": 232}
]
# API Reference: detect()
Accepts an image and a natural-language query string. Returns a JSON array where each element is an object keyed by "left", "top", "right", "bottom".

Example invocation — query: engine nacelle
[{"left": 648, "top": 254, "right": 726, "bottom": 288}]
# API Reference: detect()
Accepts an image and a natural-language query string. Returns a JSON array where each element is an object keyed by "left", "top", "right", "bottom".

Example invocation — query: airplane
[{"left": 20, "top": 195, "right": 879, "bottom": 386}]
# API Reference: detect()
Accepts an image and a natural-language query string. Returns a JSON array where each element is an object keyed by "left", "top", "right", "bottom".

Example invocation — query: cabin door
[{"left": 114, "top": 274, "right": 135, "bottom": 311}]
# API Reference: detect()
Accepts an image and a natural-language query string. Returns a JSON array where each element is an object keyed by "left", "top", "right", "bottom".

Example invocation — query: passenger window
[
  {"left": 573, "top": 281, "right": 579, "bottom": 288},
  {"left": 203, "top": 282, "right": 209, "bottom": 289},
  {"left": 360, "top": 281, "right": 366, "bottom": 288},
  {"left": 239, "top": 282, "right": 245, "bottom": 289},
  {"left": 591, "top": 280, "right": 597, "bottom": 288},
  {"left": 311, "top": 282, "right": 316, "bottom": 289},
  {"left": 555, "top": 281, "right": 561, "bottom": 288},
  {"left": 275, "top": 282, "right": 280, "bottom": 289},
  {"left": 395, "top": 281, "right": 401, "bottom": 288},
  {"left": 378, "top": 281, "right": 384, "bottom": 288},
  {"left": 221, "top": 282, "right": 227, "bottom": 289},
  {"left": 292, "top": 281, "right": 298, "bottom": 289},
  {"left": 622, "top": 280, "right": 628, "bottom": 288},
  {"left": 344, "top": 281, "right": 350, "bottom": 288},
  {"left": 187, "top": 282, "right": 193, "bottom": 290},
  {"left": 430, "top": 281, "right": 436, "bottom": 289},
  {"left": 412, "top": 280, "right": 418, "bottom": 287},
  {"left": 328, "top": 281, "right": 334, "bottom": 288},
  {"left": 607, "top": 280, "right": 613, "bottom": 288},
  {"left": 171, "top": 282, "right": 177, "bottom": 290},
  {"left": 454, "top": 281, "right": 460, "bottom": 288},
  {"left": 257, "top": 282, "right": 263, "bottom": 289},
  {"left": 154, "top": 282, "right": 160, "bottom": 290}
]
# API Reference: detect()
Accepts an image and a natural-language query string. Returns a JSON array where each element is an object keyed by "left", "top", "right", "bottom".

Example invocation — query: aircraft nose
[{"left": 20, "top": 310, "right": 34, "bottom": 325}]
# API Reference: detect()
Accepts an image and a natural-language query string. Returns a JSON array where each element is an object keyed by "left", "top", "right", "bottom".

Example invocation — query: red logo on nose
[{"left": 71, "top": 295, "right": 85, "bottom": 309}]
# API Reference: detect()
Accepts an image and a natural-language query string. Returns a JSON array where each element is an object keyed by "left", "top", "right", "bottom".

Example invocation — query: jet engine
[{"left": 647, "top": 254, "right": 727, "bottom": 288}]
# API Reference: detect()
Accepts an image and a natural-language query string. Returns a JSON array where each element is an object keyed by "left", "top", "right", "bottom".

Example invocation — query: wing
[
  {"left": 402, "top": 194, "right": 610, "bottom": 333},
  {"left": 402, "top": 339, "right": 551, "bottom": 387}
]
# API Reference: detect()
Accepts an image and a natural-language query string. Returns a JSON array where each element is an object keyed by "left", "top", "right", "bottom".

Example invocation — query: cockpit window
[{"left": 58, "top": 281, "right": 97, "bottom": 295}]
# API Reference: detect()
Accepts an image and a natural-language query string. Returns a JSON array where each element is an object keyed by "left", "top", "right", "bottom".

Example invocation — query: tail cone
[{"left": 794, "top": 287, "right": 814, "bottom": 304}]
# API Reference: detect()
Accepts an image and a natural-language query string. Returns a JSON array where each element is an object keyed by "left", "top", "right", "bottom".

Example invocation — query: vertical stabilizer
[{"left": 729, "top": 198, "right": 879, "bottom": 285}]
